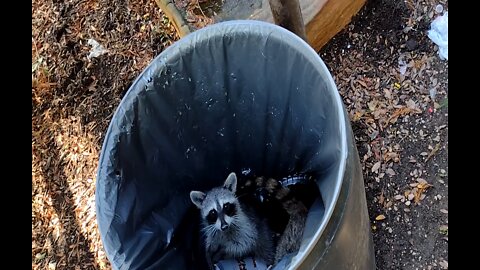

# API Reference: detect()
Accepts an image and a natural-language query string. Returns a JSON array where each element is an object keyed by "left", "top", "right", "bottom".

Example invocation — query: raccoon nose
[{"left": 221, "top": 224, "right": 229, "bottom": 231}]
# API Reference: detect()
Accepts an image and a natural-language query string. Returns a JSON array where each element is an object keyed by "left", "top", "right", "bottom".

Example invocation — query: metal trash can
[{"left": 96, "top": 20, "right": 376, "bottom": 270}]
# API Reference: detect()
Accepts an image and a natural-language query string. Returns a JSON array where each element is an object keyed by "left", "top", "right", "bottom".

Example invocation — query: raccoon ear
[
  {"left": 190, "top": 191, "right": 206, "bottom": 208},
  {"left": 224, "top": 172, "right": 237, "bottom": 193}
]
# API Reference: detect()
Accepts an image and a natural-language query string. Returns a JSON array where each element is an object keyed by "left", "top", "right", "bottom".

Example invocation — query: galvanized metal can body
[{"left": 294, "top": 112, "right": 376, "bottom": 270}]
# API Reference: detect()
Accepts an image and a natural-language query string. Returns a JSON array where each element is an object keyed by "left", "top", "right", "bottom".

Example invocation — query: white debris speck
[{"left": 87, "top": 39, "right": 108, "bottom": 60}]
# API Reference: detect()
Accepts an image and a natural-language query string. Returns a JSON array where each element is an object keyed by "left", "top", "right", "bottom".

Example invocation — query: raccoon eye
[
  {"left": 206, "top": 209, "right": 217, "bottom": 224},
  {"left": 223, "top": 202, "right": 236, "bottom": 216}
]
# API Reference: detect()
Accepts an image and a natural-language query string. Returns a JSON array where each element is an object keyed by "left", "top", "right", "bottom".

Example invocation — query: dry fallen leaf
[
  {"left": 375, "top": 214, "right": 386, "bottom": 221},
  {"left": 413, "top": 179, "right": 433, "bottom": 203},
  {"left": 417, "top": 183, "right": 431, "bottom": 189},
  {"left": 405, "top": 99, "right": 418, "bottom": 110},
  {"left": 372, "top": 161, "right": 381, "bottom": 173},
  {"left": 386, "top": 168, "right": 396, "bottom": 176},
  {"left": 378, "top": 192, "right": 385, "bottom": 205},
  {"left": 426, "top": 143, "right": 441, "bottom": 161},
  {"left": 352, "top": 111, "right": 363, "bottom": 121},
  {"left": 394, "top": 194, "right": 404, "bottom": 200},
  {"left": 35, "top": 253, "right": 46, "bottom": 260},
  {"left": 439, "top": 260, "right": 448, "bottom": 269},
  {"left": 436, "top": 125, "right": 447, "bottom": 131},
  {"left": 384, "top": 152, "right": 400, "bottom": 163},
  {"left": 386, "top": 107, "right": 414, "bottom": 125},
  {"left": 417, "top": 178, "right": 428, "bottom": 185},
  {"left": 439, "top": 225, "right": 448, "bottom": 234},
  {"left": 368, "top": 99, "right": 379, "bottom": 111},
  {"left": 384, "top": 201, "right": 393, "bottom": 208}
]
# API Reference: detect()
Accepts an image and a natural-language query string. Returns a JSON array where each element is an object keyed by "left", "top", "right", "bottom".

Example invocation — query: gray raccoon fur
[
  {"left": 247, "top": 176, "right": 308, "bottom": 264},
  {"left": 190, "top": 173, "right": 275, "bottom": 268}
]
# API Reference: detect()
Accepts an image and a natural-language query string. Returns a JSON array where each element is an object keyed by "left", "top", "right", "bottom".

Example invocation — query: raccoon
[
  {"left": 242, "top": 176, "right": 309, "bottom": 264},
  {"left": 190, "top": 172, "right": 275, "bottom": 268}
]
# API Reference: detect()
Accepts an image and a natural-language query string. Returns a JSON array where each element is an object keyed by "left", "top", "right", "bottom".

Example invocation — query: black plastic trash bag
[{"left": 96, "top": 20, "right": 375, "bottom": 270}]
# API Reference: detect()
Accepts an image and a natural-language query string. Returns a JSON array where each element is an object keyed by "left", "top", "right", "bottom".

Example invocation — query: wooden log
[
  {"left": 306, "top": 0, "right": 366, "bottom": 50},
  {"left": 154, "top": 0, "right": 366, "bottom": 51}
]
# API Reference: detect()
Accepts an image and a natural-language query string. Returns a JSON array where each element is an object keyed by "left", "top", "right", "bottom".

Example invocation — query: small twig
[
  {"left": 194, "top": 0, "right": 207, "bottom": 18},
  {"left": 425, "top": 143, "right": 441, "bottom": 162},
  {"left": 32, "top": 36, "right": 40, "bottom": 60}
]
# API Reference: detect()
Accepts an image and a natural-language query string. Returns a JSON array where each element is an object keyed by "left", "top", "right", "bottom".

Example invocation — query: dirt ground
[
  {"left": 320, "top": 0, "right": 448, "bottom": 269},
  {"left": 32, "top": 0, "right": 448, "bottom": 269}
]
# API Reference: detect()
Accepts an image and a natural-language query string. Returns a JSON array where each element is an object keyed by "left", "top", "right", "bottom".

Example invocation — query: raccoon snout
[{"left": 220, "top": 218, "right": 229, "bottom": 231}]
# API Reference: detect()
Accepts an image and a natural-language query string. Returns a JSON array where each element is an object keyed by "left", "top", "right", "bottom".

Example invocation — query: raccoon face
[
  {"left": 190, "top": 172, "right": 239, "bottom": 231},
  {"left": 204, "top": 200, "right": 238, "bottom": 231}
]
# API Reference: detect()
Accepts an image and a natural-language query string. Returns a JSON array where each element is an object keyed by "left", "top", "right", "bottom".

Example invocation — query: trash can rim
[{"left": 96, "top": 20, "right": 349, "bottom": 269}]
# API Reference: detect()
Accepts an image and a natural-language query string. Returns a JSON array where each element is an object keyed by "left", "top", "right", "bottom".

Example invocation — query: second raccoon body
[{"left": 243, "top": 176, "right": 309, "bottom": 264}]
